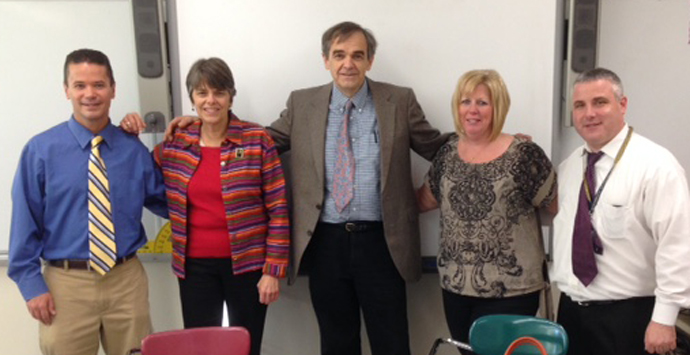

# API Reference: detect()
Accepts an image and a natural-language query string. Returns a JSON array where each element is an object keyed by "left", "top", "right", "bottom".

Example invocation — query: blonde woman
[{"left": 417, "top": 70, "right": 556, "bottom": 352}]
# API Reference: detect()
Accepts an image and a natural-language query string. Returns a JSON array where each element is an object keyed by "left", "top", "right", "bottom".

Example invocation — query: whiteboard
[
  {"left": 0, "top": 0, "right": 163, "bottom": 255},
  {"left": 172, "top": 0, "right": 560, "bottom": 256}
]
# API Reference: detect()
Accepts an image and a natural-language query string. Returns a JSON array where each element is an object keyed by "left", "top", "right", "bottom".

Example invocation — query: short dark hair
[
  {"left": 321, "top": 21, "right": 377, "bottom": 60},
  {"left": 63, "top": 49, "right": 115, "bottom": 86},
  {"left": 185, "top": 57, "right": 236, "bottom": 102},
  {"left": 574, "top": 67, "right": 625, "bottom": 101}
]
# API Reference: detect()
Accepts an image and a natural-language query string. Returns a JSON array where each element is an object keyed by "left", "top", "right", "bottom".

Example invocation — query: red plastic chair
[{"left": 130, "top": 326, "right": 250, "bottom": 355}]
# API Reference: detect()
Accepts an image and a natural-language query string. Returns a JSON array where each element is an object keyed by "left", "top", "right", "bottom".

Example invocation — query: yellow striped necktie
[{"left": 88, "top": 136, "right": 116, "bottom": 274}]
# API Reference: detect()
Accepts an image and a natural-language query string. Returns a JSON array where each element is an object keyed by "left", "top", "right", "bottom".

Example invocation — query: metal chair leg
[{"left": 428, "top": 337, "right": 474, "bottom": 355}]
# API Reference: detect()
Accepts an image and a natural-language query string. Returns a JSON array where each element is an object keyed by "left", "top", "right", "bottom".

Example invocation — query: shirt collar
[
  {"left": 225, "top": 112, "right": 243, "bottom": 145},
  {"left": 182, "top": 111, "right": 243, "bottom": 147},
  {"left": 580, "top": 123, "right": 630, "bottom": 159},
  {"left": 330, "top": 80, "right": 369, "bottom": 111},
  {"left": 67, "top": 115, "right": 116, "bottom": 149}
]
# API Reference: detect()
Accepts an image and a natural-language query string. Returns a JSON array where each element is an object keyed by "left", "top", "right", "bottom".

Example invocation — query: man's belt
[
  {"left": 566, "top": 293, "right": 648, "bottom": 307},
  {"left": 46, "top": 252, "right": 137, "bottom": 271},
  {"left": 320, "top": 221, "right": 383, "bottom": 233}
]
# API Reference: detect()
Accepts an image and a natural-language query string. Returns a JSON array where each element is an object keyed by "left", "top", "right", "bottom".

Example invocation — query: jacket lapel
[{"left": 308, "top": 84, "right": 332, "bottom": 184}]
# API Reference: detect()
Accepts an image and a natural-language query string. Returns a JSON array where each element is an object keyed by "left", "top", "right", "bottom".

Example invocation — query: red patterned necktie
[{"left": 333, "top": 100, "right": 355, "bottom": 213}]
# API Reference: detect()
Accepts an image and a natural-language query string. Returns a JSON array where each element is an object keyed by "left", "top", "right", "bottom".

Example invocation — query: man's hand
[
  {"left": 416, "top": 183, "right": 439, "bottom": 213},
  {"left": 27, "top": 293, "right": 56, "bottom": 325},
  {"left": 120, "top": 112, "right": 147, "bottom": 135},
  {"left": 645, "top": 320, "right": 676, "bottom": 354},
  {"left": 257, "top": 275, "right": 280, "bottom": 305},
  {"left": 515, "top": 133, "right": 533, "bottom": 141},
  {"left": 164, "top": 116, "right": 198, "bottom": 142}
]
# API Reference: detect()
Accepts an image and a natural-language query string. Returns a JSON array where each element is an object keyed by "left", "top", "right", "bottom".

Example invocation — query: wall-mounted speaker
[
  {"left": 131, "top": 0, "right": 171, "bottom": 133},
  {"left": 562, "top": 0, "right": 600, "bottom": 126},
  {"left": 571, "top": 0, "right": 599, "bottom": 73},
  {"left": 132, "top": 0, "right": 163, "bottom": 78}
]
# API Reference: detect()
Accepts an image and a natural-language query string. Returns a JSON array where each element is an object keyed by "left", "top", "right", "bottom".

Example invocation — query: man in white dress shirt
[{"left": 551, "top": 67, "right": 690, "bottom": 355}]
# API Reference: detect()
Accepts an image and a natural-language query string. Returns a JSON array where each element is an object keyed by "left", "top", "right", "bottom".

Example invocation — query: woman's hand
[{"left": 257, "top": 275, "right": 280, "bottom": 305}]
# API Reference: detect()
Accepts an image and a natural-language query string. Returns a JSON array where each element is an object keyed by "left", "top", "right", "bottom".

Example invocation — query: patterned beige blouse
[{"left": 426, "top": 135, "right": 557, "bottom": 298}]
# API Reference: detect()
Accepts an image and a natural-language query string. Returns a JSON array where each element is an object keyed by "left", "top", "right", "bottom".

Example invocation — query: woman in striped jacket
[{"left": 154, "top": 57, "right": 289, "bottom": 355}]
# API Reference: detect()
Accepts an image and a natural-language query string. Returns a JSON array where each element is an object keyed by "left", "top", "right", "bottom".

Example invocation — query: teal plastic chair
[{"left": 428, "top": 315, "right": 568, "bottom": 355}]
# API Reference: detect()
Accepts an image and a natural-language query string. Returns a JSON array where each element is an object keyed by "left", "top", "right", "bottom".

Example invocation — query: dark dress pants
[
  {"left": 178, "top": 258, "right": 267, "bottom": 355},
  {"left": 306, "top": 222, "right": 411, "bottom": 355},
  {"left": 557, "top": 294, "right": 654, "bottom": 355}
]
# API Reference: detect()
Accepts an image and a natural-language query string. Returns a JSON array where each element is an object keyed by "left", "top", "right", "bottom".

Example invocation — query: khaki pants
[{"left": 40, "top": 257, "right": 152, "bottom": 355}]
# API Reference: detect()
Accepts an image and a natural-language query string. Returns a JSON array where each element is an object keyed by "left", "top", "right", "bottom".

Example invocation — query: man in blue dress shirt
[{"left": 8, "top": 49, "right": 168, "bottom": 355}]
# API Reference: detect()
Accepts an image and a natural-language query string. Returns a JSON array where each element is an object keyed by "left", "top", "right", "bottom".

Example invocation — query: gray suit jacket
[{"left": 268, "top": 79, "right": 448, "bottom": 283}]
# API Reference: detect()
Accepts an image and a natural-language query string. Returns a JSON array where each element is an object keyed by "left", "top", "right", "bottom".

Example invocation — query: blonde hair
[{"left": 451, "top": 69, "right": 510, "bottom": 141}]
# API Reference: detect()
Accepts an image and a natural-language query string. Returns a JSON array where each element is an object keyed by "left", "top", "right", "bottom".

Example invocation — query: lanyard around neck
[{"left": 583, "top": 126, "right": 634, "bottom": 213}]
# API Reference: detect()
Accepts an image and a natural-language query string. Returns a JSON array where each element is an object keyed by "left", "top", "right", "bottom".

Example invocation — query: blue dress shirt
[
  {"left": 8, "top": 117, "right": 168, "bottom": 301},
  {"left": 322, "top": 81, "right": 382, "bottom": 223}
]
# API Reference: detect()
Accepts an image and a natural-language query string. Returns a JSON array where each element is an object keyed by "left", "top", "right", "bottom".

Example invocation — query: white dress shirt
[{"left": 551, "top": 124, "right": 690, "bottom": 325}]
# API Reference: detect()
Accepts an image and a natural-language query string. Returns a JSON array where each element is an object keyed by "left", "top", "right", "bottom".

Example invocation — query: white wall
[
  {"left": 0, "top": 262, "right": 183, "bottom": 355},
  {"left": 0, "top": 267, "right": 40, "bottom": 354},
  {"left": 0, "top": 0, "right": 165, "bottom": 255},
  {"left": 555, "top": 0, "right": 690, "bottom": 170}
]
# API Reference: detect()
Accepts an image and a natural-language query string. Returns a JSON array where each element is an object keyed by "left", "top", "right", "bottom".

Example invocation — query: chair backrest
[
  {"left": 140, "top": 326, "right": 250, "bottom": 355},
  {"left": 469, "top": 315, "right": 568, "bottom": 355}
]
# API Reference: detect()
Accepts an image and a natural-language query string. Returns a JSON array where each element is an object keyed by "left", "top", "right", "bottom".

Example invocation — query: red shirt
[
  {"left": 187, "top": 147, "right": 232, "bottom": 258},
  {"left": 154, "top": 117, "right": 289, "bottom": 279}
]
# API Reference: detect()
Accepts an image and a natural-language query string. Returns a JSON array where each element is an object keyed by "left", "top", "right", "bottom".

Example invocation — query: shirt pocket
[
  {"left": 372, "top": 126, "right": 380, "bottom": 145},
  {"left": 598, "top": 202, "right": 631, "bottom": 239}
]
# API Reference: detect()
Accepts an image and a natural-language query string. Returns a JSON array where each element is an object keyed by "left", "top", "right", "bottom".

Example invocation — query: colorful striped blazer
[{"left": 154, "top": 115, "right": 289, "bottom": 278}]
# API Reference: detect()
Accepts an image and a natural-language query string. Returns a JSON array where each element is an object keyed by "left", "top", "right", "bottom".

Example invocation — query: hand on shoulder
[
  {"left": 164, "top": 116, "right": 199, "bottom": 142},
  {"left": 120, "top": 112, "right": 147, "bottom": 135}
]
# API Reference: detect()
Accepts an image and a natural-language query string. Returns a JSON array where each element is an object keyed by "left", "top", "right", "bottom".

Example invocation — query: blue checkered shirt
[{"left": 320, "top": 82, "right": 382, "bottom": 223}]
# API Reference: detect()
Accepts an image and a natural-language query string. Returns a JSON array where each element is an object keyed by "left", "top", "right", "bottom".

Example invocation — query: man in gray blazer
[
  {"left": 142, "top": 20, "right": 448, "bottom": 355},
  {"left": 267, "top": 21, "right": 448, "bottom": 355}
]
